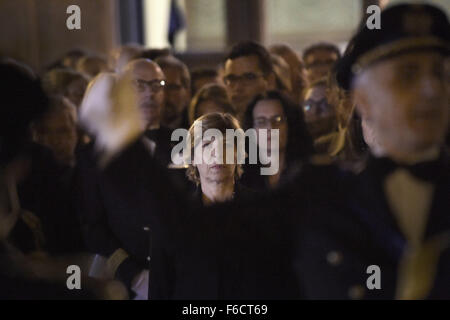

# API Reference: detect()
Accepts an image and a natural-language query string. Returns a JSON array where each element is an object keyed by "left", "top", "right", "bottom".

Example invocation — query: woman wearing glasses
[
  {"left": 302, "top": 78, "right": 337, "bottom": 143},
  {"left": 242, "top": 90, "right": 314, "bottom": 190}
]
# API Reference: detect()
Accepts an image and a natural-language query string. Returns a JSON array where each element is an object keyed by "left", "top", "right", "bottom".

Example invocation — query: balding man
[
  {"left": 122, "top": 59, "right": 173, "bottom": 165},
  {"left": 123, "top": 59, "right": 165, "bottom": 130}
]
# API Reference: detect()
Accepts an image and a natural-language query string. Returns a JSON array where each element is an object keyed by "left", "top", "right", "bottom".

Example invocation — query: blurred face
[
  {"left": 354, "top": 52, "right": 449, "bottom": 156},
  {"left": 194, "top": 136, "right": 236, "bottom": 185},
  {"left": 196, "top": 100, "right": 226, "bottom": 119},
  {"left": 304, "top": 49, "right": 338, "bottom": 83},
  {"left": 63, "top": 55, "right": 84, "bottom": 69},
  {"left": 65, "top": 78, "right": 87, "bottom": 108},
  {"left": 161, "top": 66, "right": 190, "bottom": 128},
  {"left": 253, "top": 99, "right": 288, "bottom": 153},
  {"left": 303, "top": 85, "right": 336, "bottom": 138},
  {"left": 129, "top": 61, "right": 166, "bottom": 128},
  {"left": 36, "top": 109, "right": 77, "bottom": 165},
  {"left": 224, "top": 55, "right": 270, "bottom": 118},
  {"left": 303, "top": 85, "right": 335, "bottom": 121},
  {"left": 80, "top": 58, "right": 109, "bottom": 78}
]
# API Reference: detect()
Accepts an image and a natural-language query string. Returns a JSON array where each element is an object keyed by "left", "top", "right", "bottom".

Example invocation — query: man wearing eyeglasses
[
  {"left": 123, "top": 59, "right": 166, "bottom": 131},
  {"left": 123, "top": 58, "right": 176, "bottom": 166},
  {"left": 223, "top": 41, "right": 275, "bottom": 122}
]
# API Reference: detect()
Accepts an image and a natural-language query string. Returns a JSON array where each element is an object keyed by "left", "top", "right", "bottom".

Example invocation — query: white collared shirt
[
  {"left": 141, "top": 136, "right": 157, "bottom": 156},
  {"left": 384, "top": 147, "right": 440, "bottom": 246},
  {"left": 385, "top": 169, "right": 434, "bottom": 246}
]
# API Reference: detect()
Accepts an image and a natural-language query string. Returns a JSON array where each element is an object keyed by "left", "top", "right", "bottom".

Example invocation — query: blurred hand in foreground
[{"left": 80, "top": 72, "right": 143, "bottom": 165}]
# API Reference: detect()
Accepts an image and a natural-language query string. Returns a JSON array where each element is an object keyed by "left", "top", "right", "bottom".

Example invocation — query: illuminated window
[
  {"left": 142, "top": 0, "right": 226, "bottom": 52},
  {"left": 184, "top": 0, "right": 226, "bottom": 51},
  {"left": 265, "top": 0, "right": 362, "bottom": 50}
]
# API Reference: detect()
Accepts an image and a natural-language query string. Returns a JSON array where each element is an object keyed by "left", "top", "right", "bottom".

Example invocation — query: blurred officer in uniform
[{"left": 292, "top": 3, "right": 450, "bottom": 299}]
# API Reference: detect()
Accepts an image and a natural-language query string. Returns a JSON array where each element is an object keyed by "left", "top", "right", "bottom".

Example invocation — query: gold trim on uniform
[
  {"left": 107, "top": 248, "right": 129, "bottom": 278},
  {"left": 352, "top": 36, "right": 450, "bottom": 74},
  {"left": 395, "top": 232, "right": 450, "bottom": 300}
]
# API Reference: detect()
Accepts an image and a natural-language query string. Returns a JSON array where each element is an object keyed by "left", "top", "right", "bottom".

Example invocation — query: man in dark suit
[{"left": 76, "top": 59, "right": 176, "bottom": 298}]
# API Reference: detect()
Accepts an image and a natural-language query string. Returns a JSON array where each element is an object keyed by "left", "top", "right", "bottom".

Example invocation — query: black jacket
[
  {"left": 148, "top": 180, "right": 302, "bottom": 299},
  {"left": 12, "top": 143, "right": 85, "bottom": 255},
  {"left": 291, "top": 152, "right": 450, "bottom": 299},
  {"left": 75, "top": 139, "right": 181, "bottom": 290},
  {"left": 144, "top": 126, "right": 174, "bottom": 167},
  {"left": 148, "top": 183, "right": 281, "bottom": 299}
]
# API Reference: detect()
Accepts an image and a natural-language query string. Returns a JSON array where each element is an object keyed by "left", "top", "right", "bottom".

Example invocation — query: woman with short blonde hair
[{"left": 185, "top": 113, "right": 247, "bottom": 206}]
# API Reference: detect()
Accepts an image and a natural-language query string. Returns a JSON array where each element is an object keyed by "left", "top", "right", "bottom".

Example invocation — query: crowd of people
[{"left": 0, "top": 3, "right": 449, "bottom": 300}]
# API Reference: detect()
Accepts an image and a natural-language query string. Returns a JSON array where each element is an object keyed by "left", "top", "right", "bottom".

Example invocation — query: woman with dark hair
[{"left": 241, "top": 90, "right": 314, "bottom": 190}]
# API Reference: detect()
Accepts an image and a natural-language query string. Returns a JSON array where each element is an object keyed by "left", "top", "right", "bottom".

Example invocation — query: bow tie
[{"left": 367, "top": 154, "right": 444, "bottom": 183}]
